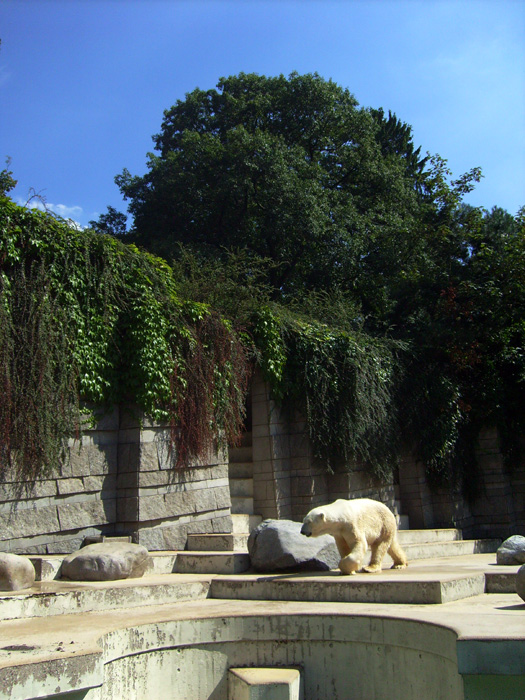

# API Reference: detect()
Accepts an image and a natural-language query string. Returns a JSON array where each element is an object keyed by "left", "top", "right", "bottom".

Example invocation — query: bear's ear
[{"left": 319, "top": 512, "right": 326, "bottom": 522}]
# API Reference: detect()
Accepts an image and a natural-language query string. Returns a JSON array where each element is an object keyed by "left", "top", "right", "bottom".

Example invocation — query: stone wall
[
  {"left": 251, "top": 370, "right": 524, "bottom": 537},
  {"left": 398, "top": 428, "right": 525, "bottom": 538},
  {"left": 0, "top": 405, "right": 231, "bottom": 554}
]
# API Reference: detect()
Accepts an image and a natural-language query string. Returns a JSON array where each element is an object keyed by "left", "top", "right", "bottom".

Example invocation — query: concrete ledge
[
  {"left": 210, "top": 572, "right": 486, "bottom": 605},
  {"left": 174, "top": 552, "right": 251, "bottom": 574},
  {"left": 187, "top": 533, "right": 250, "bottom": 552},
  {"left": 0, "top": 576, "right": 211, "bottom": 621}
]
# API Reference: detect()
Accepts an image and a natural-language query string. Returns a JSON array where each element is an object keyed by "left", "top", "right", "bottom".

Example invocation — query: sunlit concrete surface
[{"left": 0, "top": 554, "right": 523, "bottom": 700}]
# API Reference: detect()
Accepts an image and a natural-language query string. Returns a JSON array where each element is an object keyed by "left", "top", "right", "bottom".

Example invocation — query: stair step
[
  {"left": 187, "top": 533, "right": 249, "bottom": 552},
  {"left": 0, "top": 575, "right": 210, "bottom": 621},
  {"left": 229, "top": 461, "right": 253, "bottom": 479},
  {"left": 229, "top": 445, "right": 253, "bottom": 463},
  {"left": 230, "top": 477, "right": 254, "bottom": 498},
  {"left": 211, "top": 572, "right": 487, "bottom": 605},
  {"left": 397, "top": 528, "right": 462, "bottom": 545},
  {"left": 232, "top": 513, "right": 263, "bottom": 534},
  {"left": 231, "top": 496, "right": 254, "bottom": 514},
  {"left": 174, "top": 552, "right": 251, "bottom": 574},
  {"left": 385, "top": 538, "right": 500, "bottom": 564}
]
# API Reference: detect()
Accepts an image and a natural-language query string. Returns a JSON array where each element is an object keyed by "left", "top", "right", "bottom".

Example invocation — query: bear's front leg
[{"left": 338, "top": 536, "right": 367, "bottom": 575}]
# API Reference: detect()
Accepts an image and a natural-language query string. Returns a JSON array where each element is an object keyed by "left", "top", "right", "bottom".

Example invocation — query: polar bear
[{"left": 300, "top": 498, "right": 407, "bottom": 575}]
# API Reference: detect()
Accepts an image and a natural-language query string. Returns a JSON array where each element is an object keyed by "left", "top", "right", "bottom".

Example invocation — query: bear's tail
[{"left": 388, "top": 536, "right": 408, "bottom": 569}]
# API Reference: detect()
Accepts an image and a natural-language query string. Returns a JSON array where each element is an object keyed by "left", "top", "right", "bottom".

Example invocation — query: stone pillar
[
  {"left": 117, "top": 406, "right": 232, "bottom": 550},
  {"left": 397, "top": 452, "right": 436, "bottom": 529}
]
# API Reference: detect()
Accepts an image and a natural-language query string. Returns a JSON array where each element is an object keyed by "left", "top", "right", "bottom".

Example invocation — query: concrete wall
[{"left": 0, "top": 405, "right": 231, "bottom": 554}]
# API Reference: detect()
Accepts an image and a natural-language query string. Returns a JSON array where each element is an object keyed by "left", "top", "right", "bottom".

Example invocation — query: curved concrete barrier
[{"left": 2, "top": 607, "right": 464, "bottom": 700}]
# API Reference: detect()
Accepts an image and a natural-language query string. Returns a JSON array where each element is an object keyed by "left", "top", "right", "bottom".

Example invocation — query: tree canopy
[{"left": 115, "top": 72, "right": 434, "bottom": 311}]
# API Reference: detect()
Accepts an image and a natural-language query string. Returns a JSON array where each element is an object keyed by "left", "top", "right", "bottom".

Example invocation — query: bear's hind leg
[
  {"left": 388, "top": 537, "right": 408, "bottom": 569},
  {"left": 363, "top": 539, "right": 390, "bottom": 573}
]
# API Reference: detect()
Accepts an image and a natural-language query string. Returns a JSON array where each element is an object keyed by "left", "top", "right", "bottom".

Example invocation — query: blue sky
[{"left": 1, "top": 0, "right": 524, "bottom": 228}]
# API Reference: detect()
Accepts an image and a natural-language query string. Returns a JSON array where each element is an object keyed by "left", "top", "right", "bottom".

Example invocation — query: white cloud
[{"left": 17, "top": 197, "right": 85, "bottom": 229}]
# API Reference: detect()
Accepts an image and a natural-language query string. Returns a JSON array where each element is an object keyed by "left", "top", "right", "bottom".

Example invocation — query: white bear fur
[{"left": 301, "top": 498, "right": 408, "bottom": 575}]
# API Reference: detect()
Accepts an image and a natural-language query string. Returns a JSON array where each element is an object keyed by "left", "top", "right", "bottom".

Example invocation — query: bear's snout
[{"left": 300, "top": 524, "right": 311, "bottom": 537}]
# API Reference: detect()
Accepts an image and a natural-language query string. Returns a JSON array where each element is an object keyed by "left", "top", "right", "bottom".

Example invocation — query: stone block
[
  {"left": 0, "top": 479, "right": 58, "bottom": 500},
  {"left": 83, "top": 475, "right": 117, "bottom": 494},
  {"left": 118, "top": 497, "right": 139, "bottom": 522},
  {"left": 57, "top": 499, "right": 116, "bottom": 531},
  {"left": 191, "top": 487, "right": 217, "bottom": 514},
  {"left": 57, "top": 478, "right": 84, "bottom": 496},
  {"left": 118, "top": 442, "right": 140, "bottom": 473},
  {"left": 213, "top": 485, "right": 232, "bottom": 510},
  {"left": 62, "top": 443, "right": 118, "bottom": 478},
  {"left": 0, "top": 505, "right": 60, "bottom": 541}
]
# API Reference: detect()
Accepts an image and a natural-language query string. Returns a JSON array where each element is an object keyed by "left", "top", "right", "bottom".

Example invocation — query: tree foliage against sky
[
  {"left": 116, "top": 72, "right": 429, "bottom": 309},
  {"left": 108, "top": 72, "right": 525, "bottom": 492},
  {"left": 12, "top": 71, "right": 525, "bottom": 492}
]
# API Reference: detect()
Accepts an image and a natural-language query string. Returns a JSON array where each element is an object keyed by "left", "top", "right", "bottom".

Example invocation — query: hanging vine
[{"left": 0, "top": 198, "right": 251, "bottom": 480}]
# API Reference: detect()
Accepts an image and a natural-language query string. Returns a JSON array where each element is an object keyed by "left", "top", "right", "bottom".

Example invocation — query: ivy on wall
[
  {"left": 253, "top": 306, "right": 405, "bottom": 479},
  {"left": 0, "top": 198, "right": 251, "bottom": 480}
]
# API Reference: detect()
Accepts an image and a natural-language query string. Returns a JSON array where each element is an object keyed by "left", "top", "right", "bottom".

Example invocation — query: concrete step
[
  {"left": 230, "top": 477, "right": 254, "bottom": 498},
  {"left": 211, "top": 572, "right": 487, "bottom": 605},
  {"left": 187, "top": 533, "right": 249, "bottom": 552},
  {"left": 174, "top": 551, "right": 251, "bottom": 574},
  {"left": 229, "top": 445, "right": 253, "bottom": 463},
  {"left": 231, "top": 496, "right": 254, "bottom": 514},
  {"left": 386, "top": 538, "right": 501, "bottom": 565},
  {"left": 0, "top": 574, "right": 211, "bottom": 621},
  {"left": 232, "top": 513, "right": 262, "bottom": 534},
  {"left": 397, "top": 528, "right": 462, "bottom": 545},
  {"left": 229, "top": 461, "right": 253, "bottom": 479}
]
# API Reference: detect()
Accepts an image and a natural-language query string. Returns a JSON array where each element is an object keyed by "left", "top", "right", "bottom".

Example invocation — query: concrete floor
[{"left": 0, "top": 554, "right": 523, "bottom": 699}]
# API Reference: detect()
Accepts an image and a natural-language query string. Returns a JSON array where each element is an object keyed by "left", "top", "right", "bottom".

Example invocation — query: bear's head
[{"left": 300, "top": 507, "right": 327, "bottom": 538}]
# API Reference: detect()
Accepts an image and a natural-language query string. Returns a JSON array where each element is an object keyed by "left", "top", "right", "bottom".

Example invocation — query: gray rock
[
  {"left": 61, "top": 542, "right": 149, "bottom": 581},
  {"left": 496, "top": 535, "right": 525, "bottom": 565},
  {"left": 248, "top": 519, "right": 340, "bottom": 573},
  {"left": 0, "top": 552, "right": 36, "bottom": 591},
  {"left": 516, "top": 564, "right": 525, "bottom": 603}
]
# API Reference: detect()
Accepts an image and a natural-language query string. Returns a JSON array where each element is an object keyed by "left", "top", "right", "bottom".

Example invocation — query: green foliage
[
  {"left": 0, "top": 158, "right": 17, "bottom": 196},
  {"left": 252, "top": 306, "right": 404, "bottom": 478},
  {"left": 109, "top": 69, "right": 523, "bottom": 492},
  {"left": 88, "top": 206, "right": 128, "bottom": 237},
  {"left": 0, "top": 197, "right": 251, "bottom": 479},
  {"left": 116, "top": 72, "right": 425, "bottom": 301}
]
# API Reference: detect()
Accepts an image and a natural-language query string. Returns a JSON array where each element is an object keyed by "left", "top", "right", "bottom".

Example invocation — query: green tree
[
  {"left": 0, "top": 158, "right": 17, "bottom": 197},
  {"left": 88, "top": 205, "right": 128, "bottom": 237},
  {"left": 116, "top": 72, "right": 425, "bottom": 305}
]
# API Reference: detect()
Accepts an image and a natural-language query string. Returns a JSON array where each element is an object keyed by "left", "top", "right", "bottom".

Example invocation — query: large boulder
[
  {"left": 0, "top": 553, "right": 36, "bottom": 591},
  {"left": 248, "top": 519, "right": 340, "bottom": 573},
  {"left": 61, "top": 542, "right": 149, "bottom": 581},
  {"left": 496, "top": 536, "right": 525, "bottom": 565},
  {"left": 516, "top": 564, "right": 525, "bottom": 603}
]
